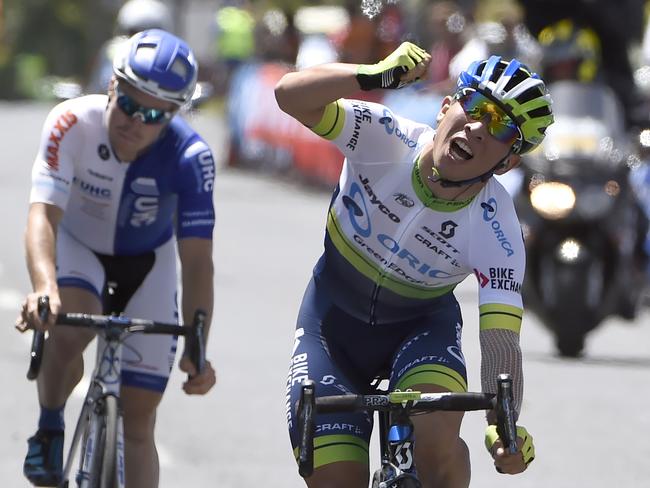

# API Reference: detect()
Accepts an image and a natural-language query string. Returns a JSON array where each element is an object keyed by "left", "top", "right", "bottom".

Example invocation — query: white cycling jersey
[
  {"left": 30, "top": 95, "right": 215, "bottom": 255},
  {"left": 311, "top": 98, "right": 525, "bottom": 332},
  {"left": 28, "top": 95, "right": 215, "bottom": 392}
]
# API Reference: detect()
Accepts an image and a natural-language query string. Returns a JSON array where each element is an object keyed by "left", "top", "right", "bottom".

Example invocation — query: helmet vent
[
  {"left": 134, "top": 45, "right": 157, "bottom": 67},
  {"left": 171, "top": 59, "right": 188, "bottom": 80}
]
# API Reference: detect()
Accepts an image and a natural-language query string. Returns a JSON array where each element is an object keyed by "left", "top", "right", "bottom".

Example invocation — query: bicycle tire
[
  {"left": 78, "top": 395, "right": 119, "bottom": 488},
  {"left": 99, "top": 395, "right": 118, "bottom": 488}
]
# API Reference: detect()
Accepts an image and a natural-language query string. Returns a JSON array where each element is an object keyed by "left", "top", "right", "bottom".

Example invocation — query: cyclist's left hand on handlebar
[
  {"left": 485, "top": 424, "right": 535, "bottom": 474},
  {"left": 179, "top": 356, "right": 216, "bottom": 395}
]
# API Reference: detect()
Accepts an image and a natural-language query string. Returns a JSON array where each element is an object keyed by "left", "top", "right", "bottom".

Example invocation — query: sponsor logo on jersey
[
  {"left": 480, "top": 198, "right": 514, "bottom": 257},
  {"left": 439, "top": 220, "right": 458, "bottom": 239},
  {"left": 45, "top": 110, "right": 78, "bottom": 171},
  {"left": 379, "top": 108, "right": 417, "bottom": 148},
  {"left": 130, "top": 177, "right": 159, "bottom": 227},
  {"left": 393, "top": 192, "right": 415, "bottom": 207},
  {"left": 97, "top": 144, "right": 110, "bottom": 160},
  {"left": 488, "top": 267, "right": 521, "bottom": 293},
  {"left": 345, "top": 102, "right": 372, "bottom": 151},
  {"left": 342, "top": 183, "right": 371, "bottom": 237},
  {"left": 417, "top": 225, "right": 461, "bottom": 266},
  {"left": 341, "top": 182, "right": 465, "bottom": 283},
  {"left": 87, "top": 169, "right": 113, "bottom": 182},
  {"left": 197, "top": 151, "right": 214, "bottom": 192},
  {"left": 73, "top": 177, "right": 111, "bottom": 199},
  {"left": 184, "top": 142, "right": 215, "bottom": 193},
  {"left": 359, "top": 174, "right": 400, "bottom": 223},
  {"left": 474, "top": 268, "right": 489, "bottom": 287}
]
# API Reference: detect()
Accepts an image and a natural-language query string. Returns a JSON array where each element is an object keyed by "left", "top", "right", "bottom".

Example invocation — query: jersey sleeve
[
  {"left": 29, "top": 101, "right": 80, "bottom": 210},
  {"left": 469, "top": 189, "right": 526, "bottom": 334},
  {"left": 175, "top": 139, "right": 216, "bottom": 240},
  {"left": 310, "top": 98, "right": 429, "bottom": 164}
]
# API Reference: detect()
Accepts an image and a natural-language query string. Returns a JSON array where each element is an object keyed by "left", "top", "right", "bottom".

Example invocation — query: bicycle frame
[
  {"left": 373, "top": 406, "right": 421, "bottom": 488},
  {"left": 26, "top": 296, "right": 207, "bottom": 488}
]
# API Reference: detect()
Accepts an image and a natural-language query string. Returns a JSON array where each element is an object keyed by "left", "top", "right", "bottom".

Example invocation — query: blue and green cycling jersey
[{"left": 310, "top": 98, "right": 525, "bottom": 330}]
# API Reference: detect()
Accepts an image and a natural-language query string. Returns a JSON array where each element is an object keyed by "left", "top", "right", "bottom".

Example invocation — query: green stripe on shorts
[
  {"left": 395, "top": 363, "right": 467, "bottom": 392},
  {"left": 293, "top": 434, "right": 369, "bottom": 468}
]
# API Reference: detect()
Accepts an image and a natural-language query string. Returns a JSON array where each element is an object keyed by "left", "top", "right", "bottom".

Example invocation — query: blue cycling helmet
[
  {"left": 457, "top": 56, "right": 554, "bottom": 154},
  {"left": 113, "top": 29, "right": 198, "bottom": 105}
]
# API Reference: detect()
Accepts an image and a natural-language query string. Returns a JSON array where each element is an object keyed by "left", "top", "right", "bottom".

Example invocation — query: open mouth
[{"left": 449, "top": 139, "right": 473, "bottom": 160}]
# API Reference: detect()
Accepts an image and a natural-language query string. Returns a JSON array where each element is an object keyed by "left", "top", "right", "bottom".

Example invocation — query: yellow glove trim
[
  {"left": 485, "top": 424, "right": 535, "bottom": 465},
  {"left": 356, "top": 42, "right": 428, "bottom": 90}
]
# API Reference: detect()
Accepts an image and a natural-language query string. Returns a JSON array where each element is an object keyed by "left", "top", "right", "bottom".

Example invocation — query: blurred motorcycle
[{"left": 516, "top": 81, "right": 648, "bottom": 356}]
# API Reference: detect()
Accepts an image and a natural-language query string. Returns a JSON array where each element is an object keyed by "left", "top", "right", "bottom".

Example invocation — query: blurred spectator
[
  {"left": 335, "top": 0, "right": 377, "bottom": 64},
  {"left": 85, "top": 0, "right": 173, "bottom": 94},
  {"left": 516, "top": 0, "right": 646, "bottom": 126},
  {"left": 426, "top": 1, "right": 467, "bottom": 87},
  {"left": 424, "top": 0, "right": 539, "bottom": 95},
  {"left": 116, "top": 0, "right": 173, "bottom": 35},
  {"left": 211, "top": 0, "right": 256, "bottom": 94},
  {"left": 256, "top": 8, "right": 300, "bottom": 66},
  {"left": 537, "top": 19, "right": 602, "bottom": 84},
  {"left": 374, "top": 3, "right": 406, "bottom": 60}
]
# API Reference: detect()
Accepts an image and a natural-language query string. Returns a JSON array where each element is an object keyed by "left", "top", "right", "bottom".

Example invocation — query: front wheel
[
  {"left": 78, "top": 395, "right": 119, "bottom": 488},
  {"left": 555, "top": 327, "right": 586, "bottom": 358},
  {"left": 99, "top": 395, "right": 118, "bottom": 488},
  {"left": 371, "top": 464, "right": 421, "bottom": 488}
]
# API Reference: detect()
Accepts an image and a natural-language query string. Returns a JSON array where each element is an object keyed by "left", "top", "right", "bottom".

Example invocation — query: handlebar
[
  {"left": 26, "top": 295, "right": 206, "bottom": 380},
  {"left": 296, "top": 375, "right": 518, "bottom": 477}
]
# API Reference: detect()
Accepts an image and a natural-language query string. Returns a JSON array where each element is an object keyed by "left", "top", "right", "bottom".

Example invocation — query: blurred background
[{"left": 3, "top": 0, "right": 650, "bottom": 486}]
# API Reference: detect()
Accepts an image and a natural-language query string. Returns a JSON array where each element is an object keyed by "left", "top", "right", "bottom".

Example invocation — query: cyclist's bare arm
[
  {"left": 178, "top": 237, "right": 216, "bottom": 394},
  {"left": 275, "top": 64, "right": 359, "bottom": 127},
  {"left": 19, "top": 203, "right": 63, "bottom": 330}
]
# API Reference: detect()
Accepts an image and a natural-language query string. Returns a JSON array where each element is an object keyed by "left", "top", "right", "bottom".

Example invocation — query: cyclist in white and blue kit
[
  {"left": 276, "top": 42, "right": 554, "bottom": 487},
  {"left": 17, "top": 30, "right": 217, "bottom": 487}
]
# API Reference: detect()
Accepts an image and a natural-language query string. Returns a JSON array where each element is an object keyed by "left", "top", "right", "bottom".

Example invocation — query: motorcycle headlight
[
  {"left": 556, "top": 238, "right": 583, "bottom": 263},
  {"left": 529, "top": 182, "right": 576, "bottom": 219}
]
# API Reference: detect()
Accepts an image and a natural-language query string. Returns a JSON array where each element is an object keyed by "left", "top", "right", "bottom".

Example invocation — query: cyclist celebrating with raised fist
[
  {"left": 276, "top": 42, "right": 553, "bottom": 487},
  {"left": 19, "top": 29, "right": 217, "bottom": 487}
]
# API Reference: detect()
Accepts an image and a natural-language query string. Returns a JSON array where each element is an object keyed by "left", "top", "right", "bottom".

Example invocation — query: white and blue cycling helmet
[
  {"left": 457, "top": 56, "right": 554, "bottom": 154},
  {"left": 113, "top": 29, "right": 198, "bottom": 106}
]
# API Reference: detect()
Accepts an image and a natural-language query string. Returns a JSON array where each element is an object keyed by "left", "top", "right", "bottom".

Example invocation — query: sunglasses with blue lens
[
  {"left": 114, "top": 85, "right": 174, "bottom": 124},
  {"left": 454, "top": 89, "right": 521, "bottom": 145}
]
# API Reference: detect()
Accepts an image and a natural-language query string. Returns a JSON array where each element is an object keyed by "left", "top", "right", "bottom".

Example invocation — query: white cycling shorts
[{"left": 56, "top": 225, "right": 179, "bottom": 393}]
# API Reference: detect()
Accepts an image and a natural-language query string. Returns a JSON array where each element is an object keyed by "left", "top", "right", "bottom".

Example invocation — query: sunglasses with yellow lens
[{"left": 455, "top": 90, "right": 521, "bottom": 145}]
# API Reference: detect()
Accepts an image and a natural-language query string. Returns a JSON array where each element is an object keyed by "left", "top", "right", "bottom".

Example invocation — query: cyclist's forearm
[
  {"left": 182, "top": 272, "right": 213, "bottom": 336},
  {"left": 180, "top": 259, "right": 214, "bottom": 339},
  {"left": 275, "top": 63, "right": 360, "bottom": 126},
  {"left": 479, "top": 328, "right": 524, "bottom": 423},
  {"left": 25, "top": 203, "right": 62, "bottom": 293}
]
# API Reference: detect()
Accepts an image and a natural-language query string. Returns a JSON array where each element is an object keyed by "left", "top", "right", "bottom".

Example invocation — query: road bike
[
  {"left": 296, "top": 374, "right": 519, "bottom": 488},
  {"left": 26, "top": 296, "right": 206, "bottom": 488}
]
